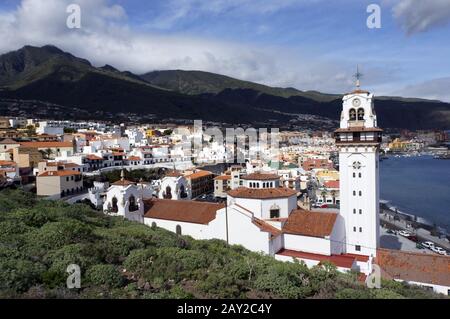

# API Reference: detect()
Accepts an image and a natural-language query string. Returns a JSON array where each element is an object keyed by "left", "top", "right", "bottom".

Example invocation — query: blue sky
[{"left": 1, "top": 0, "right": 450, "bottom": 101}]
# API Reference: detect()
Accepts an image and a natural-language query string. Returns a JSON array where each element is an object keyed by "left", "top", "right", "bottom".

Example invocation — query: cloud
[
  {"left": 392, "top": 0, "right": 450, "bottom": 34},
  {"left": 393, "top": 77, "right": 450, "bottom": 102},
  {"left": 0, "top": 0, "right": 411, "bottom": 97},
  {"left": 0, "top": 0, "right": 357, "bottom": 92}
]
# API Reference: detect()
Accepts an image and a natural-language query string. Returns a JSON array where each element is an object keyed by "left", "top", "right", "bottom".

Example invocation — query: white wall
[
  {"left": 284, "top": 233, "right": 331, "bottom": 256},
  {"left": 229, "top": 196, "right": 296, "bottom": 219}
]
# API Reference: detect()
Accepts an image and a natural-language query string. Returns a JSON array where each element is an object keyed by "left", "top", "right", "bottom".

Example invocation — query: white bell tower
[{"left": 335, "top": 68, "right": 382, "bottom": 257}]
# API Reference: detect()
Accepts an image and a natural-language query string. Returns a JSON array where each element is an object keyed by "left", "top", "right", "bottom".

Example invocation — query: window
[
  {"left": 353, "top": 209, "right": 356, "bottom": 214},
  {"left": 176, "top": 225, "right": 182, "bottom": 236},
  {"left": 129, "top": 195, "right": 139, "bottom": 212},
  {"left": 353, "top": 191, "right": 356, "bottom": 196},
  {"left": 164, "top": 186, "right": 172, "bottom": 199},
  {"left": 353, "top": 173, "right": 356, "bottom": 178},
  {"left": 359, "top": 209, "right": 362, "bottom": 215},
  {"left": 111, "top": 197, "right": 118, "bottom": 213},
  {"left": 270, "top": 209, "right": 280, "bottom": 219},
  {"left": 349, "top": 108, "right": 356, "bottom": 121},
  {"left": 359, "top": 173, "right": 362, "bottom": 178},
  {"left": 359, "top": 227, "right": 362, "bottom": 232},
  {"left": 357, "top": 108, "right": 365, "bottom": 120},
  {"left": 355, "top": 245, "right": 361, "bottom": 251},
  {"left": 359, "top": 191, "right": 362, "bottom": 196},
  {"left": 353, "top": 227, "right": 356, "bottom": 232}
]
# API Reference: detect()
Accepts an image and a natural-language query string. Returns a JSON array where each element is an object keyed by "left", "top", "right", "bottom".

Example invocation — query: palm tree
[
  {"left": 330, "top": 190, "right": 337, "bottom": 204},
  {"left": 321, "top": 190, "right": 327, "bottom": 205}
]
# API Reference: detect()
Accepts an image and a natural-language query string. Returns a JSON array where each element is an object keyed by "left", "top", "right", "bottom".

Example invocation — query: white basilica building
[
  {"left": 101, "top": 83, "right": 450, "bottom": 294},
  {"left": 101, "top": 85, "right": 386, "bottom": 276}
]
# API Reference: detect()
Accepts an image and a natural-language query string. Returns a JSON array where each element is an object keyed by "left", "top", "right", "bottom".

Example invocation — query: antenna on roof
[{"left": 354, "top": 65, "right": 363, "bottom": 89}]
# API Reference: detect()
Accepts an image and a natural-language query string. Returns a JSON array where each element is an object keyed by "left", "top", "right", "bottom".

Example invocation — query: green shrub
[
  {"left": 0, "top": 258, "right": 46, "bottom": 293},
  {"left": 86, "top": 264, "right": 124, "bottom": 288}
]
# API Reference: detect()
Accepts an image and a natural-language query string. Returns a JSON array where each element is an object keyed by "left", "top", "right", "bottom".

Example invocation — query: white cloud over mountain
[
  {"left": 0, "top": 0, "right": 449, "bottom": 102},
  {"left": 394, "top": 77, "right": 450, "bottom": 102},
  {"left": 392, "top": 0, "right": 450, "bottom": 34}
]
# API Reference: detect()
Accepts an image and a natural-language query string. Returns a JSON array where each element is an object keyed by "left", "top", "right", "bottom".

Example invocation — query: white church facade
[{"left": 100, "top": 81, "right": 450, "bottom": 294}]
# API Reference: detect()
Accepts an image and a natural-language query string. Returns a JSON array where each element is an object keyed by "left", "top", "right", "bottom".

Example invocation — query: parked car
[
  {"left": 386, "top": 229, "right": 396, "bottom": 234},
  {"left": 398, "top": 230, "right": 411, "bottom": 237},
  {"left": 415, "top": 243, "right": 424, "bottom": 249},
  {"left": 421, "top": 241, "right": 435, "bottom": 249},
  {"left": 408, "top": 235, "right": 418, "bottom": 242},
  {"left": 431, "top": 246, "right": 447, "bottom": 255},
  {"left": 320, "top": 204, "right": 329, "bottom": 208}
]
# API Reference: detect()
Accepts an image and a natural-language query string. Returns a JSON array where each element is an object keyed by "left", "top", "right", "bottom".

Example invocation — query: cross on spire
[{"left": 354, "top": 65, "right": 363, "bottom": 88}]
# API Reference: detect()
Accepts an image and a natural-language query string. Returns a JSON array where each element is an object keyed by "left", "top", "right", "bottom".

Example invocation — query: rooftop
[
  {"left": 241, "top": 173, "right": 280, "bottom": 181},
  {"left": 227, "top": 187, "right": 297, "bottom": 199},
  {"left": 144, "top": 199, "right": 225, "bottom": 225},
  {"left": 376, "top": 248, "right": 450, "bottom": 287},
  {"left": 186, "top": 170, "right": 213, "bottom": 180},
  {"left": 283, "top": 210, "right": 338, "bottom": 238},
  {"left": 277, "top": 249, "right": 356, "bottom": 269},
  {"left": 38, "top": 170, "right": 81, "bottom": 177},
  {"left": 20, "top": 141, "right": 73, "bottom": 148}
]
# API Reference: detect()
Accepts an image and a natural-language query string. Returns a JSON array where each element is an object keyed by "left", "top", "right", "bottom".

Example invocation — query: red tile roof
[
  {"left": 252, "top": 218, "right": 282, "bottom": 237},
  {"left": 144, "top": 199, "right": 224, "bottom": 225},
  {"left": 85, "top": 154, "right": 103, "bottom": 160},
  {"left": 283, "top": 210, "right": 338, "bottom": 238},
  {"left": 214, "top": 175, "right": 231, "bottom": 181},
  {"left": 277, "top": 249, "right": 356, "bottom": 269},
  {"left": 324, "top": 180, "right": 339, "bottom": 189},
  {"left": 19, "top": 141, "right": 73, "bottom": 148},
  {"left": 38, "top": 170, "right": 81, "bottom": 177},
  {"left": 165, "top": 170, "right": 183, "bottom": 177},
  {"left": 376, "top": 248, "right": 450, "bottom": 287},
  {"left": 126, "top": 156, "right": 142, "bottom": 161},
  {"left": 227, "top": 187, "right": 297, "bottom": 199},
  {"left": 187, "top": 170, "right": 213, "bottom": 180}
]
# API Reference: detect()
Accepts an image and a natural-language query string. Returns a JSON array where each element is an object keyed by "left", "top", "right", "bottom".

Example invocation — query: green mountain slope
[
  {"left": 0, "top": 45, "right": 449, "bottom": 129},
  {"left": 141, "top": 69, "right": 341, "bottom": 101}
]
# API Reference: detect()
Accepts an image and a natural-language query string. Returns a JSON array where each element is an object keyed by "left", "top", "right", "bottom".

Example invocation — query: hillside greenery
[{"left": 0, "top": 189, "right": 443, "bottom": 299}]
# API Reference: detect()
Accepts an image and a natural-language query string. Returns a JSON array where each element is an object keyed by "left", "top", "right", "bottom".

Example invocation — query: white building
[
  {"left": 334, "top": 88, "right": 382, "bottom": 257},
  {"left": 102, "top": 171, "right": 154, "bottom": 223},
  {"left": 36, "top": 121, "right": 64, "bottom": 136},
  {"left": 157, "top": 171, "right": 191, "bottom": 200}
]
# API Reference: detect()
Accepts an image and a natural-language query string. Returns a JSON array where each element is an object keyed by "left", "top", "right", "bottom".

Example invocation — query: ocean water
[{"left": 380, "top": 155, "right": 450, "bottom": 230}]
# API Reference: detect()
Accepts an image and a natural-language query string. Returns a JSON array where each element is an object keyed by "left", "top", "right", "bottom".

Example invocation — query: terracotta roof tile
[
  {"left": 227, "top": 187, "right": 297, "bottom": 199},
  {"left": 252, "top": 218, "right": 282, "bottom": 237},
  {"left": 187, "top": 170, "right": 213, "bottom": 180},
  {"left": 283, "top": 210, "right": 338, "bottom": 237},
  {"left": 324, "top": 180, "right": 339, "bottom": 189},
  {"left": 126, "top": 156, "right": 142, "bottom": 161},
  {"left": 144, "top": 199, "right": 224, "bottom": 225},
  {"left": 277, "top": 249, "right": 356, "bottom": 269},
  {"left": 19, "top": 141, "right": 73, "bottom": 148},
  {"left": 376, "top": 248, "right": 450, "bottom": 287},
  {"left": 85, "top": 154, "right": 103, "bottom": 160},
  {"left": 38, "top": 170, "right": 81, "bottom": 177},
  {"left": 214, "top": 175, "right": 231, "bottom": 181}
]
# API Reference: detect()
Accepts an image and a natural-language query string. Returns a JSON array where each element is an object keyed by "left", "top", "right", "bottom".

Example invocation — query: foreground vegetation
[{"left": 0, "top": 190, "right": 443, "bottom": 299}]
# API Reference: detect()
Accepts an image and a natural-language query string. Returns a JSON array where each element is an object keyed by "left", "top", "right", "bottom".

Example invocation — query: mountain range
[{"left": 0, "top": 45, "right": 449, "bottom": 130}]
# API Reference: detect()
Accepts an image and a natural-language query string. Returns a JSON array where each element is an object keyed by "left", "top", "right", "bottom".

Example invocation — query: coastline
[{"left": 380, "top": 153, "right": 450, "bottom": 235}]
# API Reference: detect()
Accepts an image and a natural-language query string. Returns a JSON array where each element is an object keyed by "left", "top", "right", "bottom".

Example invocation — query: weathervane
[{"left": 354, "top": 65, "right": 363, "bottom": 88}]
